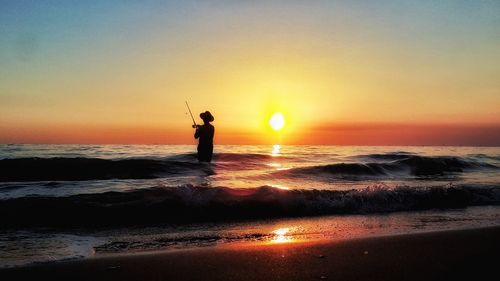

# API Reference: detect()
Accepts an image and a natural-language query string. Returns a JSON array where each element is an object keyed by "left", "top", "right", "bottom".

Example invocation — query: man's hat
[{"left": 200, "top": 111, "right": 214, "bottom": 122}]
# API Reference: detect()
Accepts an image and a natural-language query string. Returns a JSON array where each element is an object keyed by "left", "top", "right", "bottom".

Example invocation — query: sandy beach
[{"left": 2, "top": 226, "right": 499, "bottom": 281}]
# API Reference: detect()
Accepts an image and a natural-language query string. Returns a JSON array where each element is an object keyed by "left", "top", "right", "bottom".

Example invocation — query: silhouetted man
[{"left": 194, "top": 111, "right": 215, "bottom": 162}]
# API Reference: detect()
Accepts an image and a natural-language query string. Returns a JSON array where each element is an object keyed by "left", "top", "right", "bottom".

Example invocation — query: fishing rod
[{"left": 185, "top": 101, "right": 198, "bottom": 128}]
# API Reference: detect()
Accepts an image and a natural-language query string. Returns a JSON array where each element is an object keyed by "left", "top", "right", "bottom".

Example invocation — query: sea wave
[
  {"left": 277, "top": 156, "right": 497, "bottom": 178},
  {"left": 1, "top": 184, "right": 499, "bottom": 228},
  {"left": 1, "top": 154, "right": 496, "bottom": 182},
  {"left": 0, "top": 157, "right": 213, "bottom": 182},
  {"left": 467, "top": 154, "right": 500, "bottom": 161},
  {"left": 354, "top": 152, "right": 416, "bottom": 161},
  {"left": 213, "top": 152, "right": 277, "bottom": 162},
  {"left": 0, "top": 152, "right": 292, "bottom": 182}
]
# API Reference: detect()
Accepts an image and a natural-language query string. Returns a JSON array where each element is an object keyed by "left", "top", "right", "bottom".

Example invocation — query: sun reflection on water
[
  {"left": 266, "top": 184, "right": 290, "bottom": 190},
  {"left": 270, "top": 227, "right": 292, "bottom": 243},
  {"left": 271, "top": 144, "right": 281, "bottom": 156},
  {"left": 267, "top": 163, "right": 281, "bottom": 168}
]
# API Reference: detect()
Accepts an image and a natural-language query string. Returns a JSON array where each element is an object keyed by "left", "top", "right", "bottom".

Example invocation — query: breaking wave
[{"left": 1, "top": 184, "right": 499, "bottom": 228}]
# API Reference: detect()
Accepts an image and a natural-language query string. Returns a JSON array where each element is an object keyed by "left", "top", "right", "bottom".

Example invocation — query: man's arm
[{"left": 194, "top": 128, "right": 199, "bottom": 139}]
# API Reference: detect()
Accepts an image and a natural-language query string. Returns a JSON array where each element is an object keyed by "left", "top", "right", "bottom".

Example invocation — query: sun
[{"left": 269, "top": 112, "right": 285, "bottom": 131}]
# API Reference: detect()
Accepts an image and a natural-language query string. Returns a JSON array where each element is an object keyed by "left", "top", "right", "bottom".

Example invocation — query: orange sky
[
  {"left": 2, "top": 121, "right": 499, "bottom": 146},
  {"left": 1, "top": 1, "right": 499, "bottom": 145}
]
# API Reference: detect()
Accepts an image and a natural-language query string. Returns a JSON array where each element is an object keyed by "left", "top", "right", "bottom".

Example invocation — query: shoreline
[{"left": 2, "top": 226, "right": 499, "bottom": 280}]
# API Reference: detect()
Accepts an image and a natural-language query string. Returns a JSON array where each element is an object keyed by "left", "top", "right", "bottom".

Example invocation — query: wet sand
[{"left": 2, "top": 226, "right": 499, "bottom": 281}]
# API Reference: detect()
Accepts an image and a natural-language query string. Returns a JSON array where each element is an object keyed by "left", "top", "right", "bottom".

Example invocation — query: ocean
[{"left": 1, "top": 144, "right": 499, "bottom": 267}]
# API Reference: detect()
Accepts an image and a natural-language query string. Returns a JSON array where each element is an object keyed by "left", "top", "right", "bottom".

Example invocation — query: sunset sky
[{"left": 1, "top": 0, "right": 499, "bottom": 145}]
